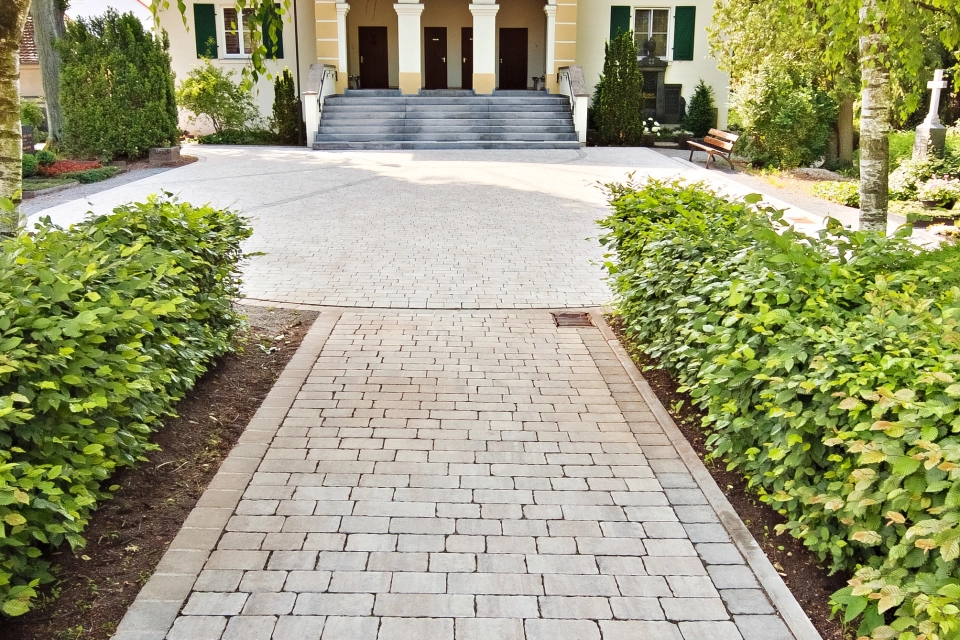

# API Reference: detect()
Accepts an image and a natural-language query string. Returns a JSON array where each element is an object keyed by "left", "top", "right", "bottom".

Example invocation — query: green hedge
[
  {"left": 0, "top": 196, "right": 251, "bottom": 616},
  {"left": 599, "top": 178, "right": 960, "bottom": 640}
]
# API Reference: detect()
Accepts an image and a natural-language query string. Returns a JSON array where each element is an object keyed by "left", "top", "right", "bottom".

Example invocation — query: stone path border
[
  {"left": 112, "top": 305, "right": 822, "bottom": 640},
  {"left": 112, "top": 311, "right": 342, "bottom": 640}
]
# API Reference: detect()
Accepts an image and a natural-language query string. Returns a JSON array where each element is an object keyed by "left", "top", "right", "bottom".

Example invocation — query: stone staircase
[{"left": 313, "top": 89, "right": 580, "bottom": 150}]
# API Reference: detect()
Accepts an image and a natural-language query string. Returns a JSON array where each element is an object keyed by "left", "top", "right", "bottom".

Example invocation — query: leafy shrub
[
  {"left": 917, "top": 176, "right": 960, "bottom": 207},
  {"left": 177, "top": 60, "right": 259, "bottom": 133},
  {"left": 273, "top": 67, "right": 300, "bottom": 145},
  {"left": 600, "top": 177, "right": 960, "bottom": 640},
  {"left": 57, "top": 10, "right": 178, "bottom": 160},
  {"left": 34, "top": 150, "right": 56, "bottom": 166},
  {"left": 0, "top": 195, "right": 251, "bottom": 616},
  {"left": 37, "top": 159, "right": 101, "bottom": 178},
  {"left": 729, "top": 57, "right": 836, "bottom": 168},
  {"left": 889, "top": 151, "right": 960, "bottom": 200},
  {"left": 19, "top": 101, "right": 45, "bottom": 130},
  {"left": 197, "top": 128, "right": 278, "bottom": 145},
  {"left": 683, "top": 79, "right": 716, "bottom": 138},
  {"left": 593, "top": 32, "right": 644, "bottom": 146},
  {"left": 811, "top": 180, "right": 860, "bottom": 207},
  {"left": 888, "top": 131, "right": 916, "bottom": 169},
  {"left": 60, "top": 166, "right": 122, "bottom": 184},
  {"left": 21, "top": 155, "right": 37, "bottom": 179}
]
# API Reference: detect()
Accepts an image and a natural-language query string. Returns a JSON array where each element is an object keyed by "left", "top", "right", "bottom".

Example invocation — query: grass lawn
[{"left": 22, "top": 177, "right": 77, "bottom": 191}]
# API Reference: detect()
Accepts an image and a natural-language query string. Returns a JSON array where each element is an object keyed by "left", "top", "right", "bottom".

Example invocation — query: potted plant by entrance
[
  {"left": 917, "top": 176, "right": 960, "bottom": 209},
  {"left": 674, "top": 129, "right": 694, "bottom": 150},
  {"left": 641, "top": 118, "right": 660, "bottom": 147}
]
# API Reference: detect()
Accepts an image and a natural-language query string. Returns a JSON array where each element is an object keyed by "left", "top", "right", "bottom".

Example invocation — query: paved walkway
[{"left": 28, "top": 147, "right": 822, "bottom": 640}]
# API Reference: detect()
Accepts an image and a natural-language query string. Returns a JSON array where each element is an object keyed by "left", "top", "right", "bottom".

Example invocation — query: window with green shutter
[
  {"left": 609, "top": 6, "right": 630, "bottom": 41},
  {"left": 673, "top": 6, "right": 696, "bottom": 61},
  {"left": 193, "top": 4, "right": 218, "bottom": 59},
  {"left": 262, "top": 3, "right": 284, "bottom": 59}
]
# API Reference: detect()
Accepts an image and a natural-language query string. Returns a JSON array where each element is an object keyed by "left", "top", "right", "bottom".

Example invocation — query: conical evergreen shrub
[
  {"left": 273, "top": 68, "right": 301, "bottom": 145},
  {"left": 683, "top": 79, "right": 716, "bottom": 138},
  {"left": 593, "top": 32, "right": 644, "bottom": 146}
]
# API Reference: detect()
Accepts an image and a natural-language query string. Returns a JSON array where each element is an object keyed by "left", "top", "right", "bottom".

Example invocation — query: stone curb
[
  {"left": 110, "top": 310, "right": 343, "bottom": 640},
  {"left": 589, "top": 309, "right": 823, "bottom": 640}
]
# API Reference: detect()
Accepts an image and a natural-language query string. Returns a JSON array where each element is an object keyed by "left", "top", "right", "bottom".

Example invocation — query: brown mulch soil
[
  {"left": 121, "top": 155, "right": 199, "bottom": 171},
  {"left": 3, "top": 304, "right": 318, "bottom": 640},
  {"left": 610, "top": 320, "right": 852, "bottom": 640}
]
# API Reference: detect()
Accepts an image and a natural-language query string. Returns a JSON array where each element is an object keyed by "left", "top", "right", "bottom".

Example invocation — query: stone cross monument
[{"left": 913, "top": 68, "right": 948, "bottom": 159}]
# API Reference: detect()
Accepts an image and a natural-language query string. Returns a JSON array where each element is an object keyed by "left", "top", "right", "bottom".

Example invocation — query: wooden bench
[{"left": 687, "top": 128, "right": 739, "bottom": 169}]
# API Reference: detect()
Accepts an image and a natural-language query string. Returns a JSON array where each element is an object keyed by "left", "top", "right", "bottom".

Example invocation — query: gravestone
[
  {"left": 913, "top": 68, "right": 948, "bottom": 159},
  {"left": 149, "top": 146, "right": 181, "bottom": 166},
  {"left": 637, "top": 38, "right": 667, "bottom": 122},
  {"left": 21, "top": 126, "right": 34, "bottom": 153}
]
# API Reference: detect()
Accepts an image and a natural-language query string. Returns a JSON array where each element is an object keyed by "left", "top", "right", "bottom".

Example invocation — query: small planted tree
[
  {"left": 272, "top": 67, "right": 300, "bottom": 145},
  {"left": 57, "top": 10, "right": 179, "bottom": 159},
  {"left": 177, "top": 60, "right": 258, "bottom": 133},
  {"left": 683, "top": 80, "right": 716, "bottom": 138},
  {"left": 593, "top": 32, "right": 644, "bottom": 146}
]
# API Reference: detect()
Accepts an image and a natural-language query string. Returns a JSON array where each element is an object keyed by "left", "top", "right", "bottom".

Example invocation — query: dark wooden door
[
  {"left": 461, "top": 27, "right": 473, "bottom": 90},
  {"left": 498, "top": 28, "right": 528, "bottom": 90},
  {"left": 358, "top": 26, "right": 389, "bottom": 89},
  {"left": 424, "top": 27, "right": 448, "bottom": 90}
]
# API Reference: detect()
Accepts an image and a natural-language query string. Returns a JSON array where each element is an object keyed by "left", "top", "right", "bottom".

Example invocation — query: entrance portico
[{"left": 316, "top": 0, "right": 576, "bottom": 94}]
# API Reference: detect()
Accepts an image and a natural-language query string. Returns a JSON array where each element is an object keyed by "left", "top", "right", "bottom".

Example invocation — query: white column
[
  {"left": 394, "top": 1, "right": 425, "bottom": 94},
  {"left": 469, "top": 2, "right": 500, "bottom": 94},
  {"left": 544, "top": 2, "right": 557, "bottom": 93},
  {"left": 335, "top": 2, "right": 350, "bottom": 92}
]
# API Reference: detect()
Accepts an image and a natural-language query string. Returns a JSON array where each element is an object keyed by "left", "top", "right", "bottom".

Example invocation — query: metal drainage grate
[{"left": 552, "top": 312, "right": 593, "bottom": 327}]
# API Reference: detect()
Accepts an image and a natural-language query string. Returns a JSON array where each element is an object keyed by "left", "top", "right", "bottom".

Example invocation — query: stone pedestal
[
  {"left": 149, "top": 146, "right": 181, "bottom": 166},
  {"left": 914, "top": 121, "right": 947, "bottom": 159}
]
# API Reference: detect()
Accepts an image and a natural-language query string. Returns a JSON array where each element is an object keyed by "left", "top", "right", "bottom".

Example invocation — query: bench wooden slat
[
  {"left": 703, "top": 136, "right": 735, "bottom": 151},
  {"left": 708, "top": 128, "right": 740, "bottom": 143}
]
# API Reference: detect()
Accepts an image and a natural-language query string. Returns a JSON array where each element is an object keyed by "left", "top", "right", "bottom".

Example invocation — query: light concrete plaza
[{"left": 31, "top": 147, "right": 822, "bottom": 640}]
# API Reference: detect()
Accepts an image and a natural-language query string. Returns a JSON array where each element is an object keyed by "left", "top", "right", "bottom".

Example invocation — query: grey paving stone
[
  {"left": 239, "top": 571, "right": 288, "bottom": 592},
  {"left": 709, "top": 565, "right": 762, "bottom": 589},
  {"left": 600, "top": 620, "right": 683, "bottom": 640},
  {"left": 525, "top": 619, "right": 601, "bottom": 640},
  {"left": 680, "top": 620, "right": 745, "bottom": 640},
  {"left": 181, "top": 592, "right": 248, "bottom": 616},
  {"left": 271, "top": 615, "right": 326, "bottom": 640},
  {"left": 539, "top": 596, "right": 613, "bottom": 619},
  {"left": 661, "top": 597, "right": 729, "bottom": 621},
  {"left": 733, "top": 615, "right": 796, "bottom": 640},
  {"left": 720, "top": 589, "right": 776, "bottom": 614},
  {"left": 321, "top": 616, "right": 380, "bottom": 640},
  {"left": 166, "top": 615, "right": 227, "bottom": 640},
  {"left": 667, "top": 575, "right": 721, "bottom": 598},
  {"left": 455, "top": 618, "right": 525, "bottom": 640},
  {"left": 374, "top": 593, "right": 475, "bottom": 617},
  {"left": 697, "top": 542, "right": 745, "bottom": 565},
  {"left": 284, "top": 570, "right": 333, "bottom": 592},
  {"left": 293, "top": 593, "right": 375, "bottom": 616},
  {"left": 242, "top": 592, "right": 296, "bottom": 615},
  {"left": 222, "top": 615, "right": 276, "bottom": 640},
  {"left": 377, "top": 617, "right": 453, "bottom": 640},
  {"left": 609, "top": 596, "right": 664, "bottom": 619}
]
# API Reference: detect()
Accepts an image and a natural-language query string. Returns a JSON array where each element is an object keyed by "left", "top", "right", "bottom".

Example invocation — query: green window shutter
[
  {"left": 673, "top": 6, "right": 696, "bottom": 61},
  {"left": 262, "top": 3, "right": 284, "bottom": 59},
  {"left": 193, "top": 3, "right": 218, "bottom": 58},
  {"left": 609, "top": 6, "right": 630, "bottom": 41}
]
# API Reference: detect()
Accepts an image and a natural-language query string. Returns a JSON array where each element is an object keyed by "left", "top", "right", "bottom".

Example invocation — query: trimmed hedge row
[
  {"left": 599, "top": 178, "right": 960, "bottom": 640},
  {"left": 0, "top": 196, "right": 251, "bottom": 616}
]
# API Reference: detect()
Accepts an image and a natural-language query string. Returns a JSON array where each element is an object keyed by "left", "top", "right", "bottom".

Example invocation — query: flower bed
[
  {"left": 36, "top": 159, "right": 101, "bottom": 177},
  {"left": 0, "top": 196, "right": 251, "bottom": 616},
  {"left": 599, "top": 178, "right": 960, "bottom": 640}
]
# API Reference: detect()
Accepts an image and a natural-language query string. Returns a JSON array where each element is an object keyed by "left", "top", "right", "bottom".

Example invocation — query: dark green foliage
[
  {"left": 60, "top": 166, "right": 122, "bottom": 183},
  {"left": 682, "top": 79, "right": 716, "bottom": 138},
  {"left": 272, "top": 68, "right": 300, "bottom": 146},
  {"left": 197, "top": 129, "right": 278, "bottom": 145},
  {"left": 19, "top": 101, "right": 45, "bottom": 130},
  {"left": 593, "top": 32, "right": 644, "bottom": 146},
  {"left": 34, "top": 150, "right": 56, "bottom": 166},
  {"left": 57, "top": 10, "right": 179, "bottom": 159},
  {"left": 600, "top": 177, "right": 960, "bottom": 639},
  {"left": 729, "top": 57, "right": 836, "bottom": 168},
  {"left": 20, "top": 156, "right": 37, "bottom": 179},
  {"left": 0, "top": 196, "right": 251, "bottom": 616}
]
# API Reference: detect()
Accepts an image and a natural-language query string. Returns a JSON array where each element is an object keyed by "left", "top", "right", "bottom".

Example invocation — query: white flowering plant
[{"left": 642, "top": 118, "right": 661, "bottom": 134}]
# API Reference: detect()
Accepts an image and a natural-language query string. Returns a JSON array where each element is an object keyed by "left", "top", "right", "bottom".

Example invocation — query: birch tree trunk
[
  {"left": 858, "top": 0, "right": 890, "bottom": 233},
  {"left": 30, "top": 0, "right": 64, "bottom": 143},
  {"left": 837, "top": 94, "right": 854, "bottom": 166},
  {"left": 0, "top": 0, "right": 32, "bottom": 235}
]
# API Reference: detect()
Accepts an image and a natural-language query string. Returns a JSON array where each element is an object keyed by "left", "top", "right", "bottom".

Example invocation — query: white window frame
[
  {"left": 219, "top": 5, "right": 256, "bottom": 59},
  {"left": 632, "top": 7, "right": 673, "bottom": 61}
]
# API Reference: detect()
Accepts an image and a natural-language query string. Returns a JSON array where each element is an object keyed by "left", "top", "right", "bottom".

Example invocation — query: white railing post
[{"left": 303, "top": 91, "right": 319, "bottom": 148}]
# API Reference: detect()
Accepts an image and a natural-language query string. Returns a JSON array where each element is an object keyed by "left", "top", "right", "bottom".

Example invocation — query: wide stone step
[
  {"left": 322, "top": 107, "right": 573, "bottom": 118},
  {"left": 320, "top": 125, "right": 577, "bottom": 134},
  {"left": 321, "top": 117, "right": 573, "bottom": 127},
  {"left": 313, "top": 140, "right": 582, "bottom": 150},
  {"left": 315, "top": 132, "right": 579, "bottom": 142},
  {"left": 324, "top": 96, "right": 570, "bottom": 106}
]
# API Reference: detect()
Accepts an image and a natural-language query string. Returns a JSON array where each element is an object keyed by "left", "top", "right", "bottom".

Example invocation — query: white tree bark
[
  {"left": 858, "top": 0, "right": 890, "bottom": 233},
  {"left": 0, "top": 0, "right": 33, "bottom": 235},
  {"left": 30, "top": 0, "right": 64, "bottom": 143}
]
